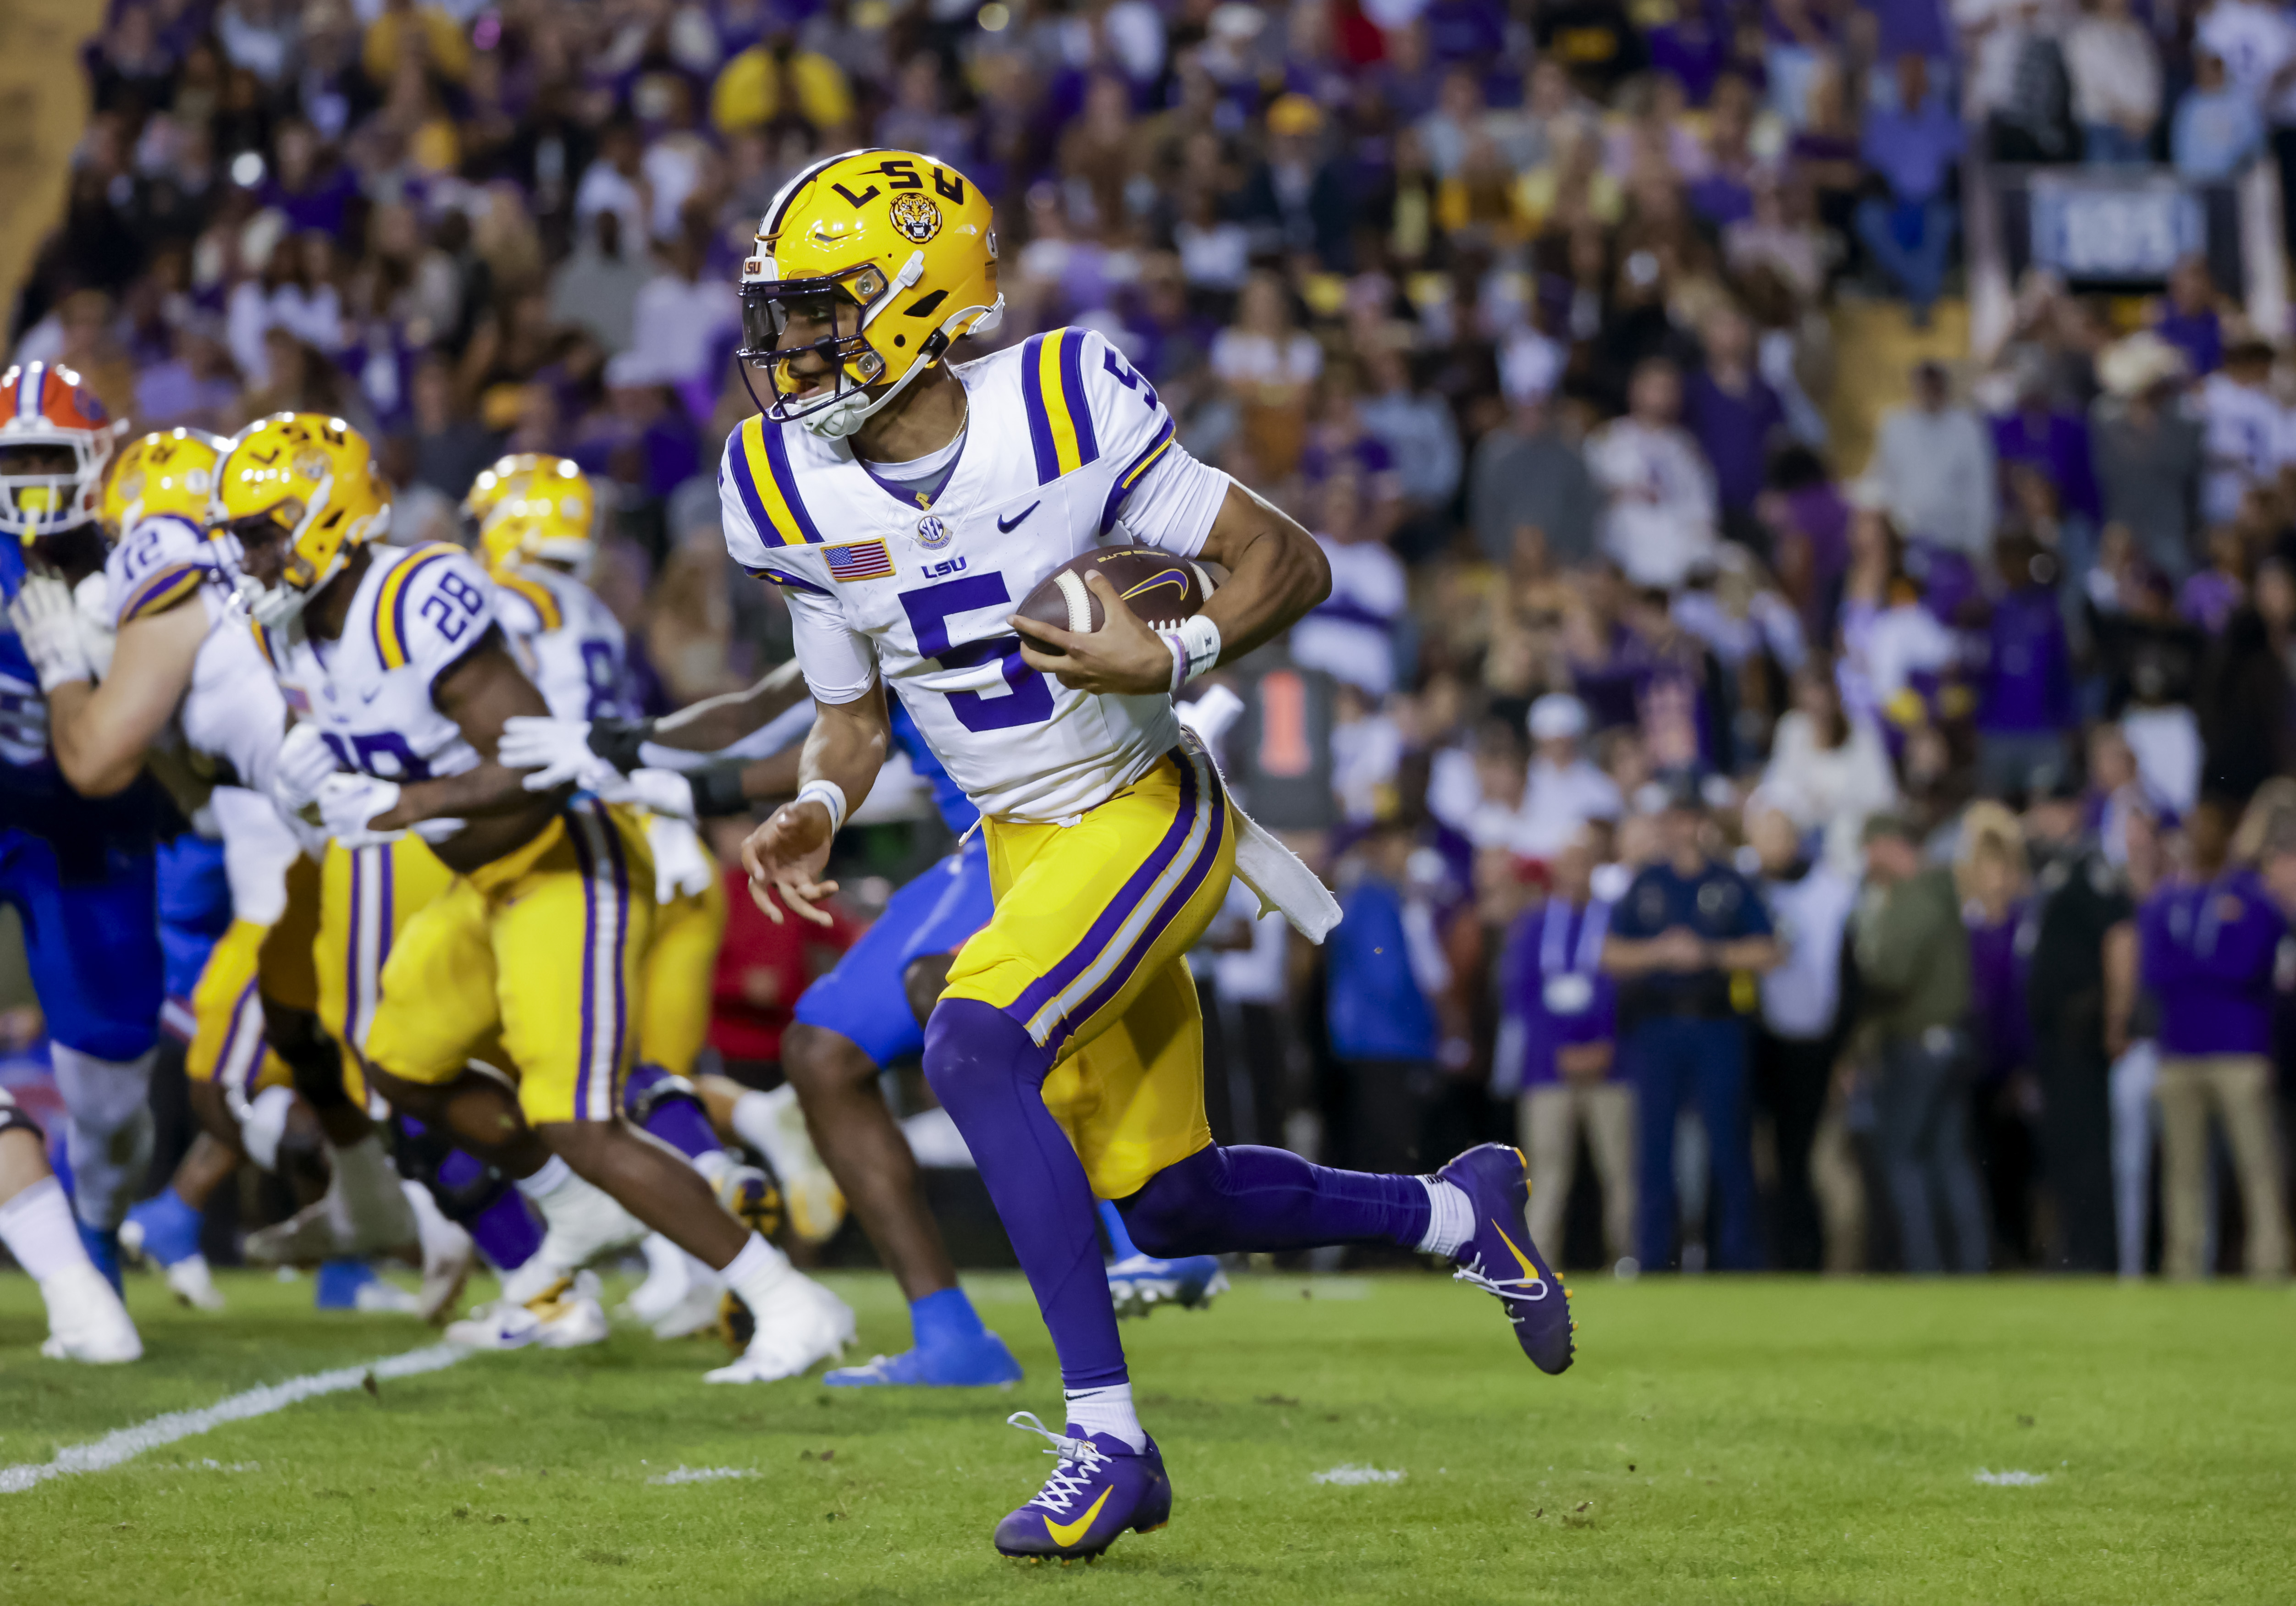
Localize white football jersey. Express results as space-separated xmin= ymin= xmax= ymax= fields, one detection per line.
xmin=490 ymin=561 xmax=639 ymax=723
xmin=257 ymin=542 xmax=492 ymax=787
xmin=105 ymin=512 xmax=304 ymax=916
xmin=718 ymin=326 xmax=1229 ymax=822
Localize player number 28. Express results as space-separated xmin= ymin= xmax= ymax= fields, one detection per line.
xmin=419 ymin=571 xmax=488 ymax=642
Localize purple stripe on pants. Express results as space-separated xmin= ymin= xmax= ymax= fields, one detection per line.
xmin=1042 ymin=759 xmax=1227 ymax=1056
xmin=566 ymin=811 xmax=599 ymax=1121
xmin=1005 ymin=751 xmax=1202 ymax=1029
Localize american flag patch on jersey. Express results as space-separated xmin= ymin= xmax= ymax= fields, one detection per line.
xmin=825 ymin=540 xmax=896 ymax=583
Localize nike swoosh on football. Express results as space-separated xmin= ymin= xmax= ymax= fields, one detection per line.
xmin=997 ymin=501 xmax=1042 ymax=533
xmin=1042 ymin=1486 xmax=1112 ymax=1546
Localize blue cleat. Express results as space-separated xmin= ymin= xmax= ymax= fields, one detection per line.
xmin=822 ymin=1329 xmax=1024 ymax=1387
xmin=993 ymin=1414 xmax=1171 ymax=1563
xmin=1106 ymin=1253 xmax=1228 ymax=1318
xmin=1439 ymin=1143 xmax=1573 ymax=1375
xmin=313 ymin=1259 xmax=421 ymax=1313
xmin=123 ymin=1187 xmax=204 ymax=1268
xmin=77 ymin=1223 xmax=124 ymax=1294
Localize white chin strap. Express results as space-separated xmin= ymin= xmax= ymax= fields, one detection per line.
xmin=796 ymin=277 xmax=1005 ymax=440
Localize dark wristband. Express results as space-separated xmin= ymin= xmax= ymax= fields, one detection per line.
xmin=586 ymin=717 xmax=655 ymax=775
xmin=688 ymin=763 xmax=753 ymax=818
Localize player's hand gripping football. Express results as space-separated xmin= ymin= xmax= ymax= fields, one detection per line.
xmin=740 ymin=799 xmax=840 ymax=928
xmin=1011 ymin=569 xmax=1178 ymax=696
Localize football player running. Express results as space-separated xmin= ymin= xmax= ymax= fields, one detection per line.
xmin=210 ymin=413 xmax=851 ymax=1380
xmin=463 ymin=455 xmax=765 ymax=1340
xmin=728 ymin=153 xmax=1575 ymax=1561
xmin=0 ymin=363 xmax=170 ymax=1304
xmin=27 ymin=426 xmax=468 ymax=1319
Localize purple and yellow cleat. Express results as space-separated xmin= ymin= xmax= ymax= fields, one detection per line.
xmin=993 ymin=1413 xmax=1171 ymax=1563
xmin=1439 ymin=1143 xmax=1574 ymax=1375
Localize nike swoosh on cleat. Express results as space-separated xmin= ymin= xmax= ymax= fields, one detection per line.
xmin=997 ymin=501 xmax=1041 ymax=533
xmin=1492 ymin=1221 xmax=1546 ymax=1289
xmin=1043 ymin=1487 xmax=1113 ymax=1547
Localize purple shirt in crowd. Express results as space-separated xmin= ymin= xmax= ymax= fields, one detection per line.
xmin=1858 ymin=92 xmax=1965 ymax=204
xmin=1991 ymin=407 xmax=2101 ymax=521
xmin=1965 ymin=908 xmax=2033 ymax=1083
xmin=1503 ymin=896 xmax=1619 ymax=1087
xmin=1686 ymin=369 xmax=1787 ymax=512
xmin=2139 ymin=870 xmax=2288 ymax=1056
xmin=1978 ymin=584 xmax=2075 ymax=733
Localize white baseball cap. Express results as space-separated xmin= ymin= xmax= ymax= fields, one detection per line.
xmin=1527 ymin=693 xmax=1589 ymax=742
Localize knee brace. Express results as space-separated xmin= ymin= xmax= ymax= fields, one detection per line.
xmin=389 ymin=1115 xmax=514 ymax=1227
xmin=50 ymin=1043 xmax=160 ymax=1230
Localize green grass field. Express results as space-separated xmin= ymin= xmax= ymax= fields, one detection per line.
xmin=1 ymin=1268 xmax=2290 ymax=1605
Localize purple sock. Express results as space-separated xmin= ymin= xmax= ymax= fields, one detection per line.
xmin=623 ymin=1063 xmax=718 ymax=1162
xmin=467 ymin=1187 xmax=542 ymax=1272
xmin=1115 ymin=1143 xmax=1430 ymax=1256
xmin=923 ymin=999 xmax=1127 ymax=1391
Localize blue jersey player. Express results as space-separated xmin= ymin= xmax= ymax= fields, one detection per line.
xmin=0 ymin=363 xmax=166 ymax=1288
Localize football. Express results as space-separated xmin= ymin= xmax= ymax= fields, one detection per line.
xmin=1012 ymin=546 xmax=1218 ymax=654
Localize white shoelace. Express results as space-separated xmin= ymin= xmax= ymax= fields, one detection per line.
xmin=1007 ymin=1412 xmax=1108 ymax=1512
xmin=1452 ymin=1259 xmax=1551 ymax=1305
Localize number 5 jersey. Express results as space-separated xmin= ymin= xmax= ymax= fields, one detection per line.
xmin=718 ymin=325 xmax=1231 ymax=824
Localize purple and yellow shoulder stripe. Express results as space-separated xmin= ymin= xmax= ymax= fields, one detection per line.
xmin=119 ymin=561 xmax=210 ymax=624
xmin=727 ymin=415 xmax=822 ymax=549
xmin=1021 ymin=328 xmax=1102 ymax=485
xmin=1099 ymin=414 xmax=1177 ymax=534
xmin=373 ymin=542 xmax=465 ymax=670
xmin=493 ymin=572 xmax=563 ymax=632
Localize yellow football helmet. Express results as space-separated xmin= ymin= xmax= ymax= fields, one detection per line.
xmin=101 ymin=428 xmax=225 ymax=537
xmin=463 ymin=451 xmax=571 ymax=531
xmin=477 ymin=459 xmax=597 ymax=578
xmin=209 ymin=412 xmax=391 ymax=629
xmin=737 ymin=149 xmax=1003 ymax=439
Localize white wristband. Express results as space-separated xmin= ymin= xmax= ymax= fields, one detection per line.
xmin=795 ymin=779 xmax=848 ymax=835
xmin=1161 ymin=614 xmax=1222 ymax=694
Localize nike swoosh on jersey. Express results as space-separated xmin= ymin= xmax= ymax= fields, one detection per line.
xmin=1042 ymin=1486 xmax=1112 ymax=1546
xmin=997 ymin=501 xmax=1042 ymax=533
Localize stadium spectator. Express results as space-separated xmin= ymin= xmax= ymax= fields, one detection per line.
xmin=1762 ymin=662 xmax=1899 ymax=873
xmin=1854 ymin=54 xmax=1965 ymax=323
xmin=2140 ymin=799 xmax=2291 ymax=1278
xmin=1872 ymin=362 xmax=1996 ymax=558
xmin=1467 ymin=392 xmax=1598 ymax=570
xmin=1750 ymin=797 xmax=1857 ymax=1272
xmin=1326 ymin=821 xmax=1448 ymax=1175
xmin=1515 ymin=693 xmax=1625 ymax=859
xmin=1587 ymin=356 xmax=1719 ymax=590
xmin=1504 ymin=825 xmax=1635 ymax=1272
xmin=2171 ymin=50 xmax=2265 ymax=180
xmin=1854 ymin=812 xmax=1987 ymax=1274
xmin=2092 ymin=332 xmax=2202 ymax=584
xmin=2021 ymin=770 xmax=2131 ymax=1273
xmin=2066 ymin=0 xmax=2164 ymax=165
xmin=1602 ymin=775 xmax=1779 ymax=1271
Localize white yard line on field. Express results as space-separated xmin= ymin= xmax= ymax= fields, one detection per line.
xmin=0 ymin=1341 xmax=471 ymax=1494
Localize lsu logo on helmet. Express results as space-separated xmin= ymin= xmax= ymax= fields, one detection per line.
xmin=209 ymin=412 xmax=391 ymax=629
xmin=735 ymin=149 xmax=1003 ymax=440
xmin=102 ymin=428 xmax=226 ymax=536
xmin=0 ymin=362 xmax=121 ymax=542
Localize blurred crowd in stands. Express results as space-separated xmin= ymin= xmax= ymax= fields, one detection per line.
xmin=14 ymin=0 xmax=2296 ymax=1277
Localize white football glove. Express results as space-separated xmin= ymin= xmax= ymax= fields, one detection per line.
xmin=498 ymin=715 xmax=618 ymax=792
xmin=6 ymin=573 xmax=95 ymax=692
xmin=273 ymin=722 xmax=342 ymax=814
xmin=73 ymin=572 xmax=117 ymax=682
xmin=644 ymin=812 xmax=717 ymax=904
xmin=314 ymin=773 xmax=405 ymax=849
xmin=601 ymin=766 xmax=699 ymax=823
